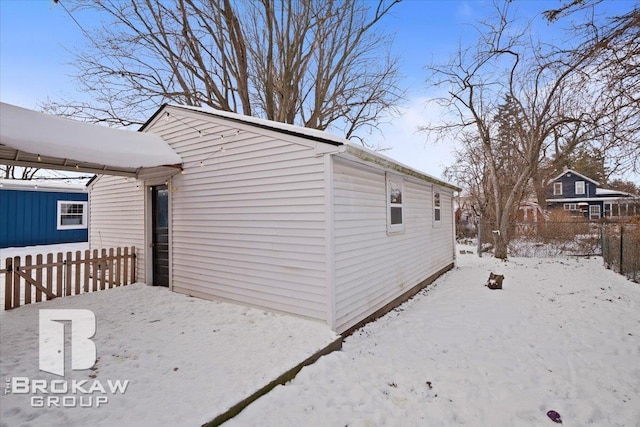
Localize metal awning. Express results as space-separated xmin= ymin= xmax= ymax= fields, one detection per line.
xmin=0 ymin=103 xmax=182 ymax=177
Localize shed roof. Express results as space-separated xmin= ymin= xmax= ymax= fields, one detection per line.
xmin=147 ymin=104 xmax=460 ymax=191
xmin=0 ymin=102 xmax=182 ymax=177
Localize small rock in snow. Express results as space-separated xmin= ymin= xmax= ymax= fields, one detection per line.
xmin=546 ymin=410 xmax=562 ymax=423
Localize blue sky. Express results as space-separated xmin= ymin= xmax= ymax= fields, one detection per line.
xmin=1 ymin=0 xmax=637 ymax=183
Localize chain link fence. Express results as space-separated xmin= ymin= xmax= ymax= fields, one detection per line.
xmin=476 ymin=220 xmax=602 ymax=258
xmin=602 ymin=223 xmax=640 ymax=283
xmin=470 ymin=219 xmax=639 ymax=283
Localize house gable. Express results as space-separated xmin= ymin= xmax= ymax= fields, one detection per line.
xmin=142 ymin=104 xmax=460 ymax=192
xmin=547 ymin=169 xmax=599 ymax=199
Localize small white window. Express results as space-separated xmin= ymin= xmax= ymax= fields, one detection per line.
xmin=433 ymin=189 xmax=441 ymax=224
xmin=553 ymin=182 xmax=563 ymax=196
xmin=575 ymin=181 xmax=585 ymax=195
xmin=386 ymin=173 xmax=404 ymax=233
xmin=563 ymin=203 xmax=570 ymax=210
xmin=589 ymin=204 xmax=601 ymax=220
xmin=57 ymin=201 xmax=88 ymax=230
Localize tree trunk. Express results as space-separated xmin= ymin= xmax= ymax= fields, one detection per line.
xmin=493 ymin=223 xmax=509 ymax=259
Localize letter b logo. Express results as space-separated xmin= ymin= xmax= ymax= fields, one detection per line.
xmin=39 ymin=309 xmax=97 ymax=377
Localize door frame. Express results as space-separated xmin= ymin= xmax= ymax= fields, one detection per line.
xmin=144 ymin=178 xmax=172 ymax=290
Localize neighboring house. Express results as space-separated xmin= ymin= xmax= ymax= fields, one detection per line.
xmin=517 ymin=200 xmax=547 ymax=223
xmin=455 ymin=195 xmax=478 ymax=238
xmin=546 ymin=169 xmax=639 ymax=219
xmin=89 ymin=104 xmax=459 ymax=334
xmin=0 ymin=179 xmax=88 ymax=248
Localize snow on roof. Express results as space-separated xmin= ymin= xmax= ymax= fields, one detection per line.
xmin=0 ymin=178 xmax=87 ymax=192
xmin=0 ymin=103 xmax=182 ymax=170
xmin=165 ymin=104 xmax=349 ymax=147
xmin=160 ymin=104 xmax=460 ymax=191
xmin=595 ymin=188 xmax=634 ymax=197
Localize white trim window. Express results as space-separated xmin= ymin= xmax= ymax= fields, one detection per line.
xmin=386 ymin=173 xmax=404 ymax=233
xmin=433 ymin=188 xmax=441 ymax=225
xmin=57 ymin=201 xmax=88 ymax=230
xmin=575 ymin=181 xmax=585 ymax=195
xmin=589 ymin=204 xmax=601 ymax=220
xmin=553 ymin=182 xmax=563 ymax=195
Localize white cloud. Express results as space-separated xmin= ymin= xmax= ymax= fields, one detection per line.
xmin=364 ymin=96 xmax=458 ymax=181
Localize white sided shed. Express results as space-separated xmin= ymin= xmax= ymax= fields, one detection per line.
xmin=89 ymin=105 xmax=459 ymax=333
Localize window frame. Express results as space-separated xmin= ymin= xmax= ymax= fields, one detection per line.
xmin=433 ymin=187 xmax=441 ymax=226
xmin=553 ymin=182 xmax=563 ymax=196
xmin=589 ymin=204 xmax=601 ymax=220
xmin=57 ymin=201 xmax=88 ymax=230
xmin=575 ymin=181 xmax=586 ymax=195
xmin=386 ymin=173 xmax=404 ymax=234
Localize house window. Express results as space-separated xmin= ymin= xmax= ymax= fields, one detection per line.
xmin=386 ymin=173 xmax=404 ymax=233
xmin=563 ymin=203 xmax=577 ymax=211
xmin=589 ymin=204 xmax=601 ymax=220
xmin=434 ymin=189 xmax=441 ymax=223
xmin=57 ymin=201 xmax=88 ymax=230
xmin=575 ymin=181 xmax=585 ymax=195
xmin=553 ymin=183 xmax=563 ymax=195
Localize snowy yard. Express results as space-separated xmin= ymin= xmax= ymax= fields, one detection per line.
xmin=2 ymin=244 xmax=639 ymax=426
xmin=228 ymin=246 xmax=640 ymax=426
xmin=0 ymin=280 xmax=338 ymax=426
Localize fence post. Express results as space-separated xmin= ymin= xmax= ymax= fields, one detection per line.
xmin=13 ymin=256 xmax=20 ymax=308
xmin=619 ymin=225 xmax=624 ymax=275
xmin=477 ymin=218 xmax=482 ymax=258
xmin=65 ymin=252 xmax=73 ymax=296
xmin=75 ymin=251 xmax=81 ymax=295
xmin=35 ymin=254 xmax=43 ymax=302
xmin=131 ymin=246 xmax=136 ymax=284
xmin=25 ymin=255 xmax=32 ymax=305
xmin=5 ymin=258 xmax=12 ymax=310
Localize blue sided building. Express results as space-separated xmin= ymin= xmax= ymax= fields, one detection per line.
xmin=0 ymin=179 xmax=88 ymax=248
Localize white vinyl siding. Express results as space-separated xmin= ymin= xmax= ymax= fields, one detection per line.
xmin=145 ymin=108 xmax=328 ymax=321
xmin=332 ymin=157 xmax=454 ymax=333
xmin=89 ymin=175 xmax=145 ymax=282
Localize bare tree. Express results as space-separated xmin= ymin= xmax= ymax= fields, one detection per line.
xmin=1 ymin=165 xmax=40 ymax=180
xmin=425 ymin=2 xmax=638 ymax=259
xmin=46 ymin=0 xmax=402 ymax=145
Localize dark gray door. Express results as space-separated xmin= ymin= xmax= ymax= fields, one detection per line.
xmin=152 ymin=185 xmax=169 ymax=287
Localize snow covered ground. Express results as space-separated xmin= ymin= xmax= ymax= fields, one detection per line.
xmin=228 ymin=246 xmax=640 ymax=427
xmin=2 ymin=243 xmax=639 ymax=426
xmin=0 ymin=282 xmax=338 ymax=426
